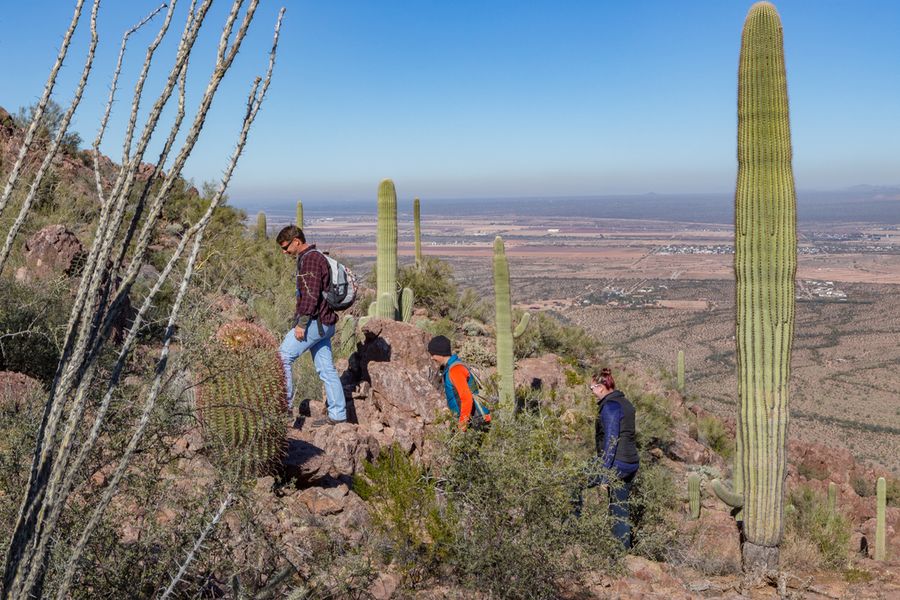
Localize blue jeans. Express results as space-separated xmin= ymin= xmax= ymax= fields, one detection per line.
xmin=279 ymin=320 xmax=346 ymax=421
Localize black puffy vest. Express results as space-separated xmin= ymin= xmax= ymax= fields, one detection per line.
xmin=595 ymin=390 xmax=640 ymax=465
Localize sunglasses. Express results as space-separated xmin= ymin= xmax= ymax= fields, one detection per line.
xmin=280 ymin=239 xmax=294 ymax=252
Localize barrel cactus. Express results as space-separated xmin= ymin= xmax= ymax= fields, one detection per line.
xmin=376 ymin=179 xmax=398 ymax=319
xmin=875 ymin=477 xmax=886 ymax=560
xmin=195 ymin=321 xmax=287 ymax=477
xmin=255 ymin=211 xmax=267 ymax=241
xmin=413 ymin=197 xmax=423 ymax=269
xmin=733 ymin=1 xmax=797 ymax=571
xmin=296 ymin=199 xmax=304 ymax=228
xmin=689 ymin=473 xmax=701 ymax=520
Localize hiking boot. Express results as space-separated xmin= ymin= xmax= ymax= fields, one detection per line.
xmin=309 ymin=416 xmax=346 ymax=427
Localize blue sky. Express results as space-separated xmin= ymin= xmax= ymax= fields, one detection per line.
xmin=1 ymin=1 xmax=898 ymax=208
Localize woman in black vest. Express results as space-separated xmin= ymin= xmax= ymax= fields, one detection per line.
xmin=590 ymin=367 xmax=640 ymax=549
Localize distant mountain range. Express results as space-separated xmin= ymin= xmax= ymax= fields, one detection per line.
xmin=240 ymin=186 xmax=900 ymax=225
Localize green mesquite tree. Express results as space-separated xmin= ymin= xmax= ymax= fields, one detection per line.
xmin=733 ymin=1 xmax=797 ymax=572
xmin=413 ymin=197 xmax=423 ymax=268
xmin=296 ymin=199 xmax=304 ymax=229
xmin=196 ymin=321 xmax=287 ymax=477
xmin=376 ymin=179 xmax=398 ymax=319
xmin=256 ymin=211 xmax=267 ymax=241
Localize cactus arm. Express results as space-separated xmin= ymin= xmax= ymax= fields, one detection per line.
xmin=513 ymin=312 xmax=530 ymax=339
xmin=711 ymin=478 xmax=744 ymax=509
xmin=375 ymin=179 xmax=398 ymax=319
xmin=296 ymin=199 xmax=304 ymax=228
xmin=368 ymin=301 xmax=377 ymax=318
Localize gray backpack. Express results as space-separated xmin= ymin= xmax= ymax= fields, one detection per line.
xmin=299 ymin=250 xmax=358 ymax=311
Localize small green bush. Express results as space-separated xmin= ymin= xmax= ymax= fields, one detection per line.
xmin=514 ymin=311 xmax=598 ymax=362
xmin=785 ymin=486 xmax=851 ymax=570
xmin=696 ymin=415 xmax=733 ymax=461
xmin=397 ymin=258 xmax=458 ymax=317
xmin=352 ymin=445 xmax=455 ymax=580
xmin=435 ymin=413 xmax=620 ymax=599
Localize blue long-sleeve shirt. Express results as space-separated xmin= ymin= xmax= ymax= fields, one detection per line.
xmin=589 ymin=391 xmax=639 ymax=486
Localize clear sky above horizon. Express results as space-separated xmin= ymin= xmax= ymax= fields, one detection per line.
xmin=1 ymin=1 xmax=898 ymax=208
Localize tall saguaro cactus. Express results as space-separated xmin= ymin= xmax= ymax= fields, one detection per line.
xmin=689 ymin=473 xmax=701 ymax=520
xmin=494 ymin=236 xmax=515 ymax=409
xmin=875 ymin=477 xmax=886 ymax=561
xmin=734 ymin=1 xmax=797 ymax=572
xmin=677 ymin=349 xmax=685 ymax=392
xmin=376 ymin=179 xmax=398 ymax=319
xmin=256 ymin=211 xmax=268 ymax=240
xmin=413 ymin=197 xmax=423 ymax=268
xmin=296 ymin=199 xmax=304 ymax=229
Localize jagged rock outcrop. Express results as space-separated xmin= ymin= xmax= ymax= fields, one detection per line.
xmin=283 ymin=318 xmax=443 ymax=487
xmin=0 ymin=371 xmax=42 ymax=410
xmin=15 ymin=224 xmax=85 ymax=282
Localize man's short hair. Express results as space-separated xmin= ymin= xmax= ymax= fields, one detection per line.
xmin=276 ymin=225 xmax=305 ymax=245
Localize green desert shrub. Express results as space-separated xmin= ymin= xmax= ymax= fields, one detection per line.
xmin=353 ymin=445 xmax=456 ymax=581
xmin=0 ymin=278 xmax=70 ymax=384
xmin=436 ymin=413 xmax=619 ymax=599
xmin=513 ymin=311 xmax=598 ymax=362
xmin=696 ymin=414 xmax=733 ymax=461
xmin=397 ymin=257 xmax=458 ymax=317
xmin=784 ymin=486 xmax=851 ymax=570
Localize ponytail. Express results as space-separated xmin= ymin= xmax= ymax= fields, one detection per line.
xmin=593 ymin=367 xmax=615 ymax=390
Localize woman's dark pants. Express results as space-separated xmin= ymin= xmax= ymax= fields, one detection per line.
xmin=608 ymin=470 xmax=637 ymax=549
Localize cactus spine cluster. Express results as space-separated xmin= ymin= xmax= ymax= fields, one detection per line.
xmin=195 ymin=321 xmax=287 ymax=477
xmin=689 ymin=473 xmax=701 ymax=520
xmin=677 ymin=350 xmax=685 ymax=392
xmin=376 ymin=179 xmax=398 ymax=319
xmin=734 ymin=1 xmax=797 ymax=571
xmin=296 ymin=199 xmax=304 ymax=229
xmin=256 ymin=211 xmax=267 ymax=240
xmin=413 ymin=197 xmax=423 ymax=269
xmin=875 ymin=476 xmax=886 ymax=561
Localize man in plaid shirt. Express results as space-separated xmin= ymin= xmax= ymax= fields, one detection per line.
xmin=276 ymin=225 xmax=346 ymax=426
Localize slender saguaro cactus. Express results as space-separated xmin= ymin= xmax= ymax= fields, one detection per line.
xmin=689 ymin=473 xmax=701 ymax=520
xmin=875 ymin=477 xmax=886 ymax=561
xmin=677 ymin=350 xmax=685 ymax=392
xmin=296 ymin=199 xmax=304 ymax=228
xmin=413 ymin=197 xmax=423 ymax=268
xmin=827 ymin=481 xmax=837 ymax=512
xmin=734 ymin=1 xmax=797 ymax=572
xmin=401 ymin=287 xmax=414 ymax=322
xmin=494 ymin=236 xmax=515 ymax=409
xmin=256 ymin=211 xmax=267 ymax=240
xmin=376 ymin=179 xmax=398 ymax=319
